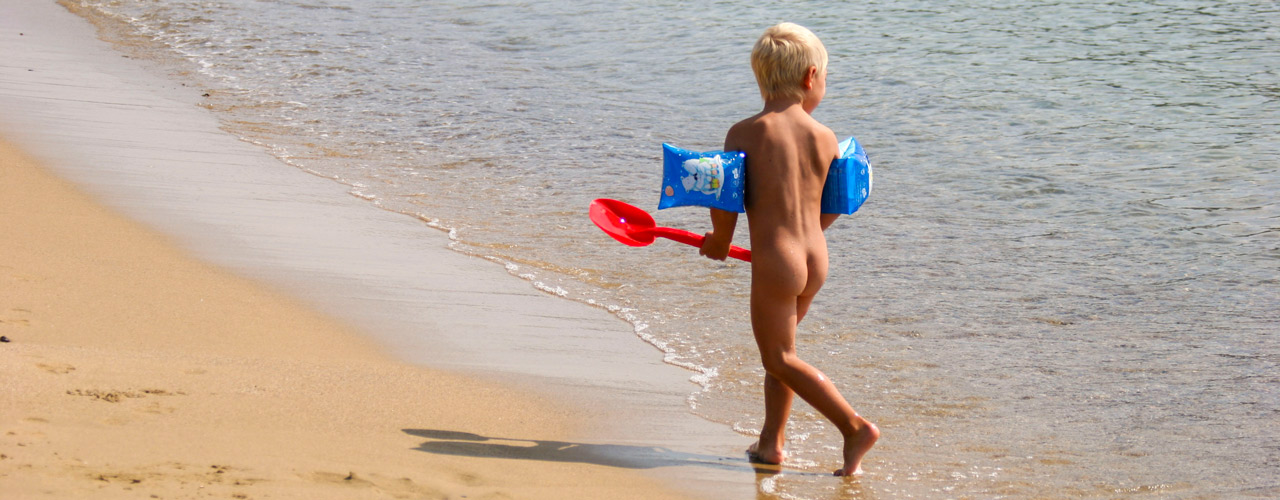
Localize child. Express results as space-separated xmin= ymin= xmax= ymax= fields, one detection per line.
xmin=699 ymin=22 xmax=879 ymax=476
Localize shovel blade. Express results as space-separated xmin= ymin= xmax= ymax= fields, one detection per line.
xmin=589 ymin=199 xmax=656 ymax=246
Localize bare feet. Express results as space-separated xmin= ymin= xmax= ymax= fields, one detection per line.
xmin=747 ymin=440 xmax=785 ymax=465
xmin=833 ymin=416 xmax=879 ymax=477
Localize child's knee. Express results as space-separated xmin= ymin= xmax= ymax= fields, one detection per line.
xmin=760 ymin=350 xmax=798 ymax=376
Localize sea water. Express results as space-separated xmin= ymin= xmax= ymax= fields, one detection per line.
xmin=69 ymin=0 xmax=1278 ymax=497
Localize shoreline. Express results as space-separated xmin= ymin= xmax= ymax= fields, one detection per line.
xmin=1 ymin=1 xmax=756 ymax=498
xmin=0 ymin=138 xmax=695 ymax=498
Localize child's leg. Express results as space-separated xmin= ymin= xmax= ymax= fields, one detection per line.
xmin=749 ymin=372 xmax=793 ymax=464
xmin=750 ymin=293 xmax=816 ymax=464
xmin=751 ymin=284 xmax=878 ymax=476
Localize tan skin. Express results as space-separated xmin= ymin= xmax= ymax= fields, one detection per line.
xmin=699 ymin=66 xmax=879 ymax=476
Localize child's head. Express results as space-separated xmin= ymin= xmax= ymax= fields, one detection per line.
xmin=751 ymin=22 xmax=828 ymax=102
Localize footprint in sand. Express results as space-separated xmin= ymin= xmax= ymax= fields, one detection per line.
xmin=67 ymin=389 xmax=140 ymax=403
xmin=0 ymin=308 xmax=32 ymax=326
xmin=142 ymin=402 xmax=177 ymax=415
xmin=37 ymin=363 xmax=75 ymax=375
xmin=311 ymin=471 xmax=376 ymax=487
xmin=308 ymin=471 xmax=442 ymax=497
xmin=65 ymin=388 xmax=187 ymax=402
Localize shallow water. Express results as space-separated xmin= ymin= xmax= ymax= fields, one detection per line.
xmin=73 ymin=0 xmax=1278 ymax=497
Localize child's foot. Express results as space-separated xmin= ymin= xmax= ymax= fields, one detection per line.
xmin=747 ymin=440 xmax=785 ymax=465
xmin=834 ymin=417 xmax=879 ymax=477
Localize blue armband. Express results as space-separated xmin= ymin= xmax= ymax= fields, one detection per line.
xmin=821 ymin=136 xmax=873 ymax=214
xmin=657 ymin=143 xmax=746 ymax=213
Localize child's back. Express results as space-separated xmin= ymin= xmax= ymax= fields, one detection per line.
xmin=729 ymin=104 xmax=838 ymax=296
xmin=700 ymin=22 xmax=878 ymax=477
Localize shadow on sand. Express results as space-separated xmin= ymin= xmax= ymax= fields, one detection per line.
xmin=404 ymin=429 xmax=868 ymax=498
xmin=403 ymin=428 xmax=747 ymax=471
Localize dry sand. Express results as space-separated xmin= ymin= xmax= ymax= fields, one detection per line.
xmin=0 ymin=138 xmax=701 ymax=499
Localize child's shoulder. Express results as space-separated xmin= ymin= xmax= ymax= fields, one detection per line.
xmin=725 ymin=108 xmax=836 ymax=151
xmin=812 ymin=120 xmax=838 ymax=147
xmin=728 ymin=111 xmax=768 ymax=133
xmin=724 ymin=112 xmax=766 ymax=149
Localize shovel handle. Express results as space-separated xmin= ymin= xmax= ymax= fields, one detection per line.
xmin=653 ymin=227 xmax=752 ymax=262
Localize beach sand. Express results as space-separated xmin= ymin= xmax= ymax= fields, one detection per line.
xmin=0 ymin=1 xmax=758 ymax=498
xmin=0 ymin=139 xmax=701 ymax=499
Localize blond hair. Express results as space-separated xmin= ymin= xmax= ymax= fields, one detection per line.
xmin=751 ymin=22 xmax=828 ymax=102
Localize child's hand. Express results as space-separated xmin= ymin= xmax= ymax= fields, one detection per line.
xmin=700 ymin=231 xmax=732 ymax=261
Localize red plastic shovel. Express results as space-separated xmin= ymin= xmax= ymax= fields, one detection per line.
xmin=589 ymin=198 xmax=752 ymax=262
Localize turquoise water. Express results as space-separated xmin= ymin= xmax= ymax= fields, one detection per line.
xmin=74 ymin=0 xmax=1278 ymax=497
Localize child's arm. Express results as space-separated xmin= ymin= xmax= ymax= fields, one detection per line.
xmin=700 ymin=208 xmax=738 ymax=261
xmin=821 ymin=213 xmax=840 ymax=231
